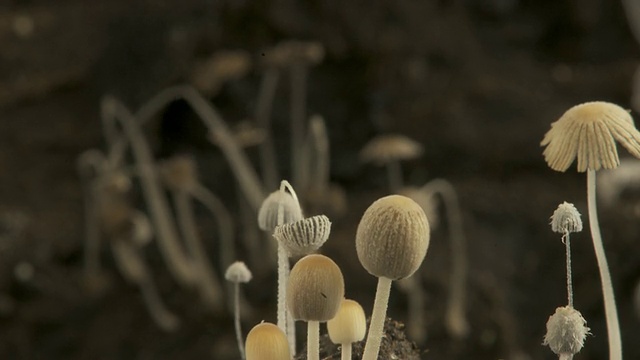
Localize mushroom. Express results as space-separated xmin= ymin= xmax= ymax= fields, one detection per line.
xmin=190 ymin=50 xmax=252 ymax=96
xmin=541 ymin=101 xmax=640 ymax=360
xmin=543 ymin=306 xmax=590 ymax=360
xmin=225 ymin=261 xmax=253 ymax=360
xmin=550 ymin=202 xmax=583 ymax=308
xmin=327 ymin=299 xmax=367 ymax=360
xmin=360 ymin=134 xmax=424 ymax=191
xmin=287 ymin=254 xmax=345 ymax=360
xmin=356 ymin=195 xmax=430 ymax=360
xmin=245 ymin=322 xmax=291 ymax=360
xmin=273 ymin=215 xmax=331 ymax=257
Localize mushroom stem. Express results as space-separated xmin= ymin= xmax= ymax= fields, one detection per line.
xmin=307 ymin=320 xmax=320 ymax=360
xmin=276 ymin=243 xmax=290 ymax=333
xmin=564 ymin=231 xmax=573 ymax=307
xmin=233 ymin=282 xmax=246 ymax=360
xmin=341 ymin=343 xmax=352 ymax=360
xmin=587 ymin=169 xmax=622 ymax=360
xmin=256 ymin=68 xmax=280 ymax=190
xmin=362 ymin=276 xmax=393 ymax=360
xmin=386 ymin=160 xmax=403 ymax=191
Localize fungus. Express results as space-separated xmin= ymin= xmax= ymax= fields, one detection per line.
xmin=225 ymin=261 xmax=253 ymax=360
xmin=327 ymin=299 xmax=367 ymax=360
xmin=356 ymin=195 xmax=430 ymax=360
xmin=190 ymin=50 xmax=252 ymax=96
xmin=287 ymin=254 xmax=345 ymax=360
xmin=541 ymin=101 xmax=640 ymax=360
xmin=245 ymin=322 xmax=291 ymax=360
xmin=273 ymin=215 xmax=331 ymax=257
xmin=543 ymin=306 xmax=590 ymax=360
xmin=360 ymin=134 xmax=424 ymax=191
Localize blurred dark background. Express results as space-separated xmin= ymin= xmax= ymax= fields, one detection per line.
xmin=0 ymin=0 xmax=639 ymax=359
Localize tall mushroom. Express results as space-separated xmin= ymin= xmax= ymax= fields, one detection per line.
xmin=360 ymin=134 xmax=424 ymax=191
xmin=356 ymin=195 xmax=430 ymax=360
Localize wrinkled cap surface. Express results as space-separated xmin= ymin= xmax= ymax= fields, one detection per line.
xmin=543 ymin=306 xmax=590 ymax=356
xmin=273 ymin=215 xmax=331 ymax=257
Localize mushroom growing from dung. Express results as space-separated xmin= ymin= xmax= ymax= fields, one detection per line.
xmin=287 ymin=254 xmax=345 ymax=360
xmin=360 ymin=134 xmax=424 ymax=191
xmin=356 ymin=195 xmax=430 ymax=360
xmin=327 ymin=299 xmax=367 ymax=360
xmin=541 ymin=101 xmax=640 ymax=360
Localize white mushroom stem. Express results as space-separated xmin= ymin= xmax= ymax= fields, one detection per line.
xmin=587 ymin=169 xmax=622 ymax=360
xmin=362 ymin=277 xmax=393 ymax=360
xmin=173 ymin=189 xmax=224 ymax=312
xmin=564 ymin=230 xmax=574 ymax=307
xmin=421 ymin=179 xmax=469 ymax=338
xmin=307 ymin=320 xmax=320 ymax=360
xmin=256 ymin=68 xmax=280 ymax=190
xmin=101 ymin=98 xmax=197 ymax=287
xmin=232 ymin=282 xmax=246 ymax=360
xmin=341 ymin=343 xmax=352 ymax=360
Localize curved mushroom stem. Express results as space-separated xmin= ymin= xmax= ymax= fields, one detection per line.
xmin=307 ymin=320 xmax=320 ymax=360
xmin=362 ymin=276 xmax=393 ymax=360
xmin=587 ymin=169 xmax=622 ymax=360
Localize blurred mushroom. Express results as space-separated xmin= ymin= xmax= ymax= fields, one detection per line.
xmin=360 ymin=134 xmax=424 ymax=191
xmin=190 ymin=50 xmax=252 ymax=96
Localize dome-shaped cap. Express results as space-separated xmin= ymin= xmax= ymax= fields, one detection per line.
xmin=245 ymin=322 xmax=290 ymax=360
xmin=273 ymin=215 xmax=331 ymax=257
xmin=356 ymin=195 xmax=430 ymax=280
xmin=327 ymin=299 xmax=367 ymax=344
xmin=258 ymin=190 xmax=303 ymax=232
xmin=360 ymin=134 xmax=424 ymax=165
xmin=225 ymin=261 xmax=252 ymax=283
xmin=543 ymin=306 xmax=590 ymax=357
xmin=550 ymin=202 xmax=583 ymax=234
xmin=287 ymin=254 xmax=344 ymax=321
xmin=541 ymin=101 xmax=640 ymax=172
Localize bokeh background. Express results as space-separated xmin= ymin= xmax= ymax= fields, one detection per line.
xmin=1 ymin=0 xmax=639 ymax=359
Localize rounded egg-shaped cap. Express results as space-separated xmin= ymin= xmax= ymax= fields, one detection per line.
xmin=273 ymin=215 xmax=331 ymax=257
xmin=543 ymin=306 xmax=590 ymax=357
xmin=327 ymin=299 xmax=367 ymax=345
xmin=356 ymin=194 xmax=430 ymax=280
xmin=287 ymin=254 xmax=344 ymax=322
xmin=245 ymin=322 xmax=290 ymax=360
xmin=258 ymin=190 xmax=303 ymax=232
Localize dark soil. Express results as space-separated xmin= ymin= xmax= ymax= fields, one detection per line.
xmin=1 ymin=1 xmax=640 ymax=359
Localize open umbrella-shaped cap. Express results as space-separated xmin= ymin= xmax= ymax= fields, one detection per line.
xmin=360 ymin=134 xmax=424 ymax=166
xmin=273 ymin=215 xmax=331 ymax=257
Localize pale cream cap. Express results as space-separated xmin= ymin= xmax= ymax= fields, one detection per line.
xmin=245 ymin=322 xmax=291 ymax=360
xmin=327 ymin=299 xmax=367 ymax=344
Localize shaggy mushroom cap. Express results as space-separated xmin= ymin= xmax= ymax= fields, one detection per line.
xmin=245 ymin=322 xmax=291 ymax=360
xmin=273 ymin=215 xmax=331 ymax=257
xmin=543 ymin=306 xmax=590 ymax=357
xmin=356 ymin=195 xmax=430 ymax=280
xmin=541 ymin=101 xmax=640 ymax=172
xmin=327 ymin=299 xmax=367 ymax=344
xmin=257 ymin=190 xmax=303 ymax=232
xmin=359 ymin=134 xmax=424 ymax=166
xmin=225 ymin=261 xmax=252 ymax=283
xmin=287 ymin=254 xmax=345 ymax=321
xmin=550 ymin=202 xmax=583 ymax=234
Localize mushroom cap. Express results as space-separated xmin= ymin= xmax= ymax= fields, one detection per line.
xmin=258 ymin=190 xmax=303 ymax=232
xmin=541 ymin=101 xmax=640 ymax=172
xmin=359 ymin=134 xmax=424 ymax=165
xmin=273 ymin=215 xmax=331 ymax=257
xmin=287 ymin=254 xmax=345 ymax=322
xmin=550 ymin=202 xmax=583 ymax=234
xmin=398 ymin=186 xmax=440 ymax=230
xmin=225 ymin=261 xmax=252 ymax=283
xmin=543 ymin=306 xmax=590 ymax=357
xmin=356 ymin=195 xmax=430 ymax=280
xmin=327 ymin=299 xmax=367 ymax=344
xmin=245 ymin=322 xmax=291 ymax=360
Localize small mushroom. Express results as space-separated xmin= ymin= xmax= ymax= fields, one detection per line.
xmin=225 ymin=262 xmax=253 ymax=360
xmin=327 ymin=299 xmax=367 ymax=360
xmin=245 ymin=322 xmax=290 ymax=360
xmin=360 ymin=134 xmax=424 ymax=191
xmin=543 ymin=306 xmax=590 ymax=360
xmin=287 ymin=254 xmax=345 ymax=360
xmin=273 ymin=215 xmax=331 ymax=257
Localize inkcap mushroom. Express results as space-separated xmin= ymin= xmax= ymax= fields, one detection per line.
xmin=245 ymin=322 xmax=291 ymax=360
xmin=327 ymin=299 xmax=367 ymax=360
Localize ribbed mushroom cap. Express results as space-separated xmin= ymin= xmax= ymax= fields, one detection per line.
xmin=225 ymin=261 xmax=252 ymax=283
xmin=273 ymin=215 xmax=331 ymax=257
xmin=399 ymin=186 xmax=440 ymax=229
xmin=541 ymin=101 xmax=640 ymax=172
xmin=158 ymin=155 xmax=198 ymax=191
xmin=245 ymin=322 xmax=291 ymax=360
xmin=287 ymin=254 xmax=345 ymax=321
xmin=543 ymin=306 xmax=590 ymax=357
xmin=359 ymin=134 xmax=424 ymax=166
xmin=550 ymin=202 xmax=583 ymax=234
xmin=356 ymin=195 xmax=430 ymax=280
xmin=327 ymin=299 xmax=367 ymax=344
xmin=258 ymin=190 xmax=303 ymax=232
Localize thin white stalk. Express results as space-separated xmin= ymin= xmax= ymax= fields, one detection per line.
xmin=565 ymin=231 xmax=574 ymax=307
xmin=173 ymin=190 xmax=224 ymax=312
xmin=132 ymin=86 xmax=266 ymax=211
xmin=362 ymin=277 xmax=393 ymax=360
xmin=290 ymin=63 xmax=308 ymax=189
xmin=278 ymin=179 xmax=298 ymax=355
xmin=101 ymin=98 xmax=197 ymax=286
xmin=421 ymin=179 xmax=469 ymax=338
xmin=256 ymin=68 xmax=280 ymax=190
xmin=341 ymin=343 xmax=352 ymax=360
xmin=587 ymin=169 xmax=622 ymax=360
xmin=307 ymin=320 xmax=320 ymax=360
xmin=233 ymin=283 xmax=246 ymax=360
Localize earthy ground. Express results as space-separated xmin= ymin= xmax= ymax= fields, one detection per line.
xmin=1 ymin=0 xmax=640 ymax=359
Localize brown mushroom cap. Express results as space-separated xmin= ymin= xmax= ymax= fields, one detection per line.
xmin=356 ymin=195 xmax=430 ymax=280
xmin=245 ymin=322 xmax=291 ymax=360
xmin=287 ymin=254 xmax=345 ymax=321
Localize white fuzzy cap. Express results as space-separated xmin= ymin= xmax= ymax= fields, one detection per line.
xmin=543 ymin=306 xmax=590 ymax=357
xmin=258 ymin=190 xmax=303 ymax=232
xmin=550 ymin=202 xmax=583 ymax=234
xmin=225 ymin=261 xmax=252 ymax=283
